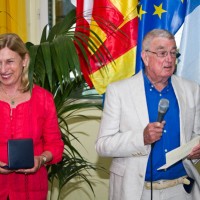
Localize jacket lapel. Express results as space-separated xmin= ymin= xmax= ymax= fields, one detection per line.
xmin=129 ymin=71 xmax=149 ymax=128
xmin=172 ymin=75 xmax=186 ymax=144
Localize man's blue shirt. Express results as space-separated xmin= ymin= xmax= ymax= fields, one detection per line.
xmin=143 ymin=72 xmax=187 ymax=181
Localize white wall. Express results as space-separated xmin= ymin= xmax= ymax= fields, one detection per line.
xmin=47 ymin=108 xmax=110 ymax=200
xmin=62 ymin=109 xmax=110 ymax=200
xmin=26 ymin=0 xmax=48 ymax=44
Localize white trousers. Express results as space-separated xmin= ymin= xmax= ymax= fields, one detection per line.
xmin=141 ymin=184 xmax=192 ymax=200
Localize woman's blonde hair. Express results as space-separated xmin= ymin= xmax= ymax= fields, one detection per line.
xmin=0 ymin=33 xmax=30 ymax=92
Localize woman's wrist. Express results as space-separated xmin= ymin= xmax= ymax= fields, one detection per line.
xmin=39 ymin=151 xmax=53 ymax=165
xmin=40 ymin=154 xmax=47 ymax=165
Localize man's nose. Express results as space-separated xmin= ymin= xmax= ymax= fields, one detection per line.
xmin=165 ymin=52 xmax=173 ymax=61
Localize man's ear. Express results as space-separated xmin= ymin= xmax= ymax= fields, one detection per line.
xmin=141 ymin=50 xmax=148 ymax=66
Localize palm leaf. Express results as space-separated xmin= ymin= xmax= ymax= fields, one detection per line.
xmin=25 ymin=6 xmax=116 ymax=200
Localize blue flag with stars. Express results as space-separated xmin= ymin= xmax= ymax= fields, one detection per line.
xmin=136 ymin=0 xmax=187 ymax=73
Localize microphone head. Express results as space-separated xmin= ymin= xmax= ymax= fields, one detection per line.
xmin=158 ymin=98 xmax=169 ymax=114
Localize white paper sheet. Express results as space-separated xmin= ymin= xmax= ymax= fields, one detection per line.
xmin=157 ymin=136 xmax=200 ymax=170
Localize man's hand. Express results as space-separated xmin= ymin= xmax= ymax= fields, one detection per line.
xmin=188 ymin=144 xmax=200 ymax=159
xmin=144 ymin=121 xmax=165 ymax=145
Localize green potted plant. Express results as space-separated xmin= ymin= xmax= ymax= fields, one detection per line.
xmin=26 ymin=8 xmax=110 ymax=200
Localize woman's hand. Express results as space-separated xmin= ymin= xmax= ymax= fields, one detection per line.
xmin=0 ymin=161 xmax=13 ymax=174
xmin=15 ymin=151 xmax=52 ymax=174
xmin=15 ymin=155 xmax=45 ymax=174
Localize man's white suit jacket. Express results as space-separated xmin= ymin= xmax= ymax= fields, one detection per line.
xmin=96 ymin=71 xmax=200 ymax=200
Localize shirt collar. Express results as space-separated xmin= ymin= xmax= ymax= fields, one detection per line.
xmin=142 ymin=70 xmax=172 ymax=93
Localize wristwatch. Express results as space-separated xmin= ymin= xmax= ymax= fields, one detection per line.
xmin=40 ymin=154 xmax=47 ymax=165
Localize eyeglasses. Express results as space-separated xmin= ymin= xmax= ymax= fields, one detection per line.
xmin=146 ymin=50 xmax=181 ymax=58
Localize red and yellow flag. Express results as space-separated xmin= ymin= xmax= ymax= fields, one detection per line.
xmin=76 ymin=0 xmax=138 ymax=94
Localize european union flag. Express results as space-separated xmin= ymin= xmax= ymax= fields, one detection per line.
xmin=136 ymin=0 xmax=187 ymax=73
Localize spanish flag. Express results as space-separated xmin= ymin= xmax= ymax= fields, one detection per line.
xmin=76 ymin=0 xmax=138 ymax=94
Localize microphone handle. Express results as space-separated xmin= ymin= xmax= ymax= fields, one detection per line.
xmin=157 ymin=112 xmax=164 ymax=122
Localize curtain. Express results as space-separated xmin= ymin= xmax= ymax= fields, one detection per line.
xmin=0 ymin=0 xmax=27 ymax=41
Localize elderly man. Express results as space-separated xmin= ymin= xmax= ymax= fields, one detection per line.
xmin=96 ymin=29 xmax=200 ymax=200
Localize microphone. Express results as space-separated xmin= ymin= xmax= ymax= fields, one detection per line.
xmin=151 ymin=98 xmax=169 ymax=199
xmin=157 ymin=98 xmax=169 ymax=122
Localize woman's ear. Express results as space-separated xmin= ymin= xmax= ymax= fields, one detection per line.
xmin=22 ymin=53 xmax=30 ymax=67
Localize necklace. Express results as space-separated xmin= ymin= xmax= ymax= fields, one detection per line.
xmin=0 ymin=86 xmax=20 ymax=105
